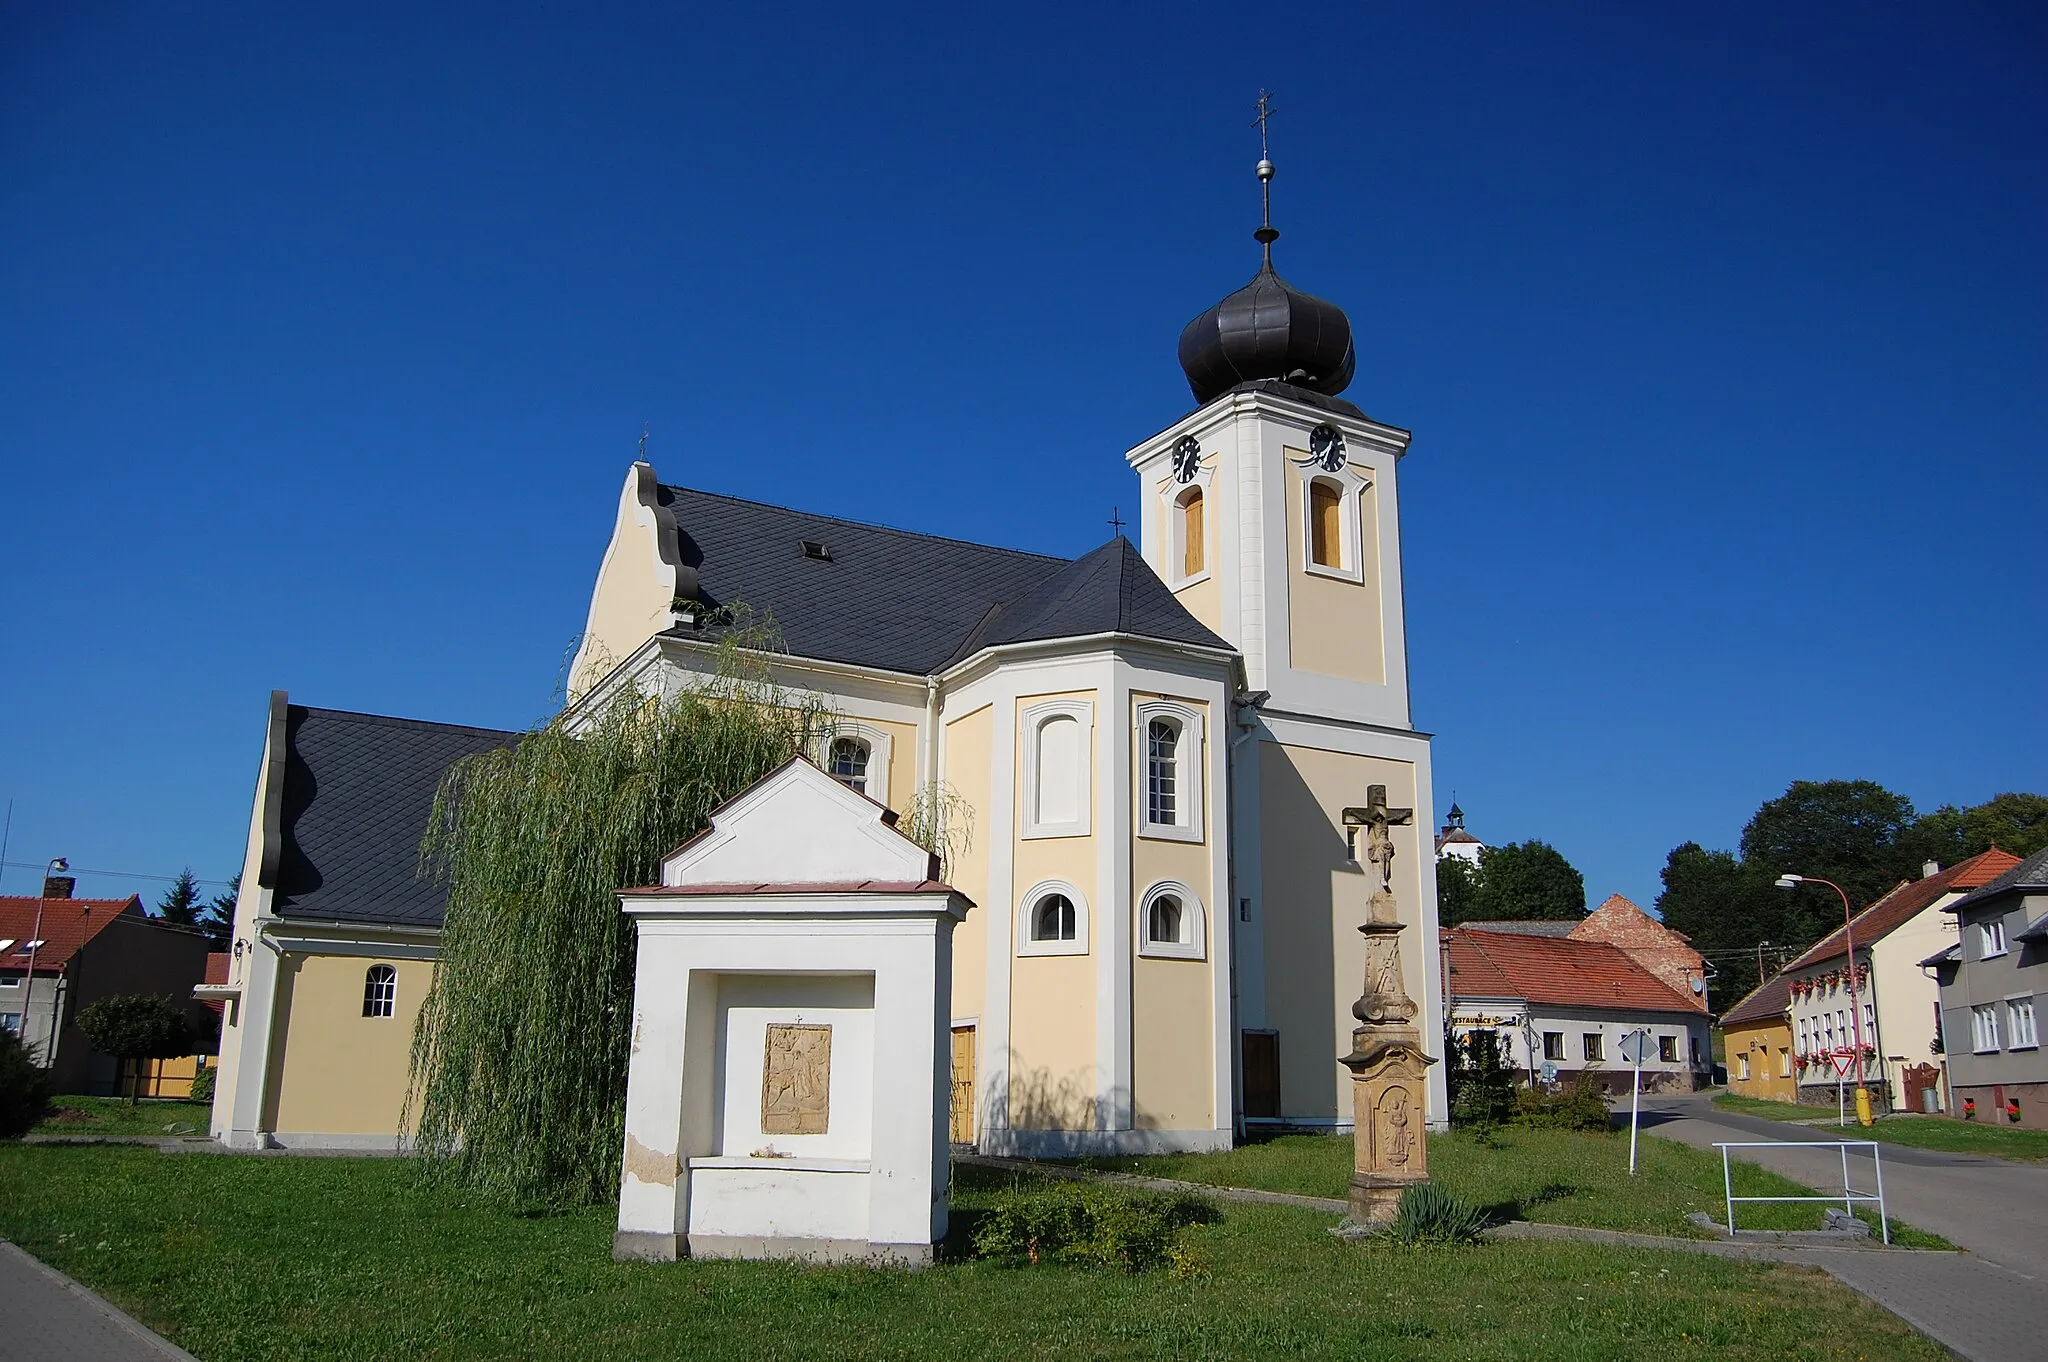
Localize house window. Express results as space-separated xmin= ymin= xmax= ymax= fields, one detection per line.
xmin=1736 ymin=1053 xmax=1751 ymax=1081
xmin=1658 ymin=1034 xmax=1678 ymax=1063
xmin=828 ymin=737 xmax=870 ymax=794
xmin=1690 ymin=1036 xmax=1703 ymax=1067
xmin=2010 ymin=998 xmax=2038 ymax=1049
xmin=1309 ymin=479 xmax=1342 ymax=568
xmin=1016 ymin=881 xmax=1089 ymax=957
xmin=1972 ymin=1003 xmax=2001 ymax=1053
xmin=0 ymin=970 xmax=21 ymax=989
xmin=0 ymin=1012 xmax=19 ymax=1034
xmin=1135 ymin=702 xmax=1203 ymax=841
xmin=363 ymin=965 xmax=397 ymax=1019
xmin=1021 ymin=701 xmax=1093 ymax=838
xmin=1583 ymin=1033 xmax=1603 ymax=1062
xmin=1177 ymin=487 xmax=1205 ymax=578
xmin=1778 ymin=1048 xmax=1791 ymax=1077
xmin=1979 ymin=918 xmax=2008 ymax=959
xmin=1543 ymin=1032 xmax=1565 ymax=1061
xmin=1137 ymin=882 xmax=1206 ymax=960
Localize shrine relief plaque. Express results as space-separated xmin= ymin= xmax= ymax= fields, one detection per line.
xmin=760 ymin=1023 xmax=832 ymax=1135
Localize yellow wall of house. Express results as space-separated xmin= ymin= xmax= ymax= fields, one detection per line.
xmin=1282 ymin=463 xmax=1384 ymax=685
xmin=878 ymin=716 xmax=919 ymax=813
xmin=1172 ymin=572 xmax=1222 ymax=636
xmin=1724 ymin=1019 xmax=1797 ymax=1103
xmin=1259 ymin=741 xmax=1419 ymax=1121
xmin=571 ymin=471 xmax=674 ymax=698
xmin=268 ymin=954 xmax=435 ymax=1136
xmin=1007 ymin=689 xmax=1100 ymax=1131
xmin=943 ymin=703 xmax=993 ymax=1025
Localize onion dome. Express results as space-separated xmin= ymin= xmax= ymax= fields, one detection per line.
xmin=1175 ymin=134 xmax=1356 ymax=406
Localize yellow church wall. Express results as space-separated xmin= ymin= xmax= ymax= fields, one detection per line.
xmin=1282 ymin=462 xmax=1385 ymax=686
xmin=1132 ymin=824 xmax=1215 ymax=1132
xmin=1258 ymin=741 xmax=1419 ymax=1122
xmin=1172 ymin=572 xmax=1222 ymax=636
xmin=1006 ymin=689 xmax=1100 ymax=1131
xmin=571 ymin=469 xmax=676 ymax=699
xmin=268 ymin=953 xmax=435 ymax=1137
xmin=942 ymin=703 xmax=993 ymax=1025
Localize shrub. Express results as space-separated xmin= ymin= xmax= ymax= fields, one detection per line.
xmin=0 ymin=1026 xmax=51 ymax=1138
xmin=189 ymin=1063 xmax=217 ymax=1103
xmin=1378 ymin=1181 xmax=1489 ymax=1246
xmin=971 ymin=1182 xmax=1217 ymax=1272
xmin=72 ymin=995 xmax=198 ymax=1104
xmin=1447 ymin=1029 xmax=1517 ymax=1128
xmin=1513 ymin=1076 xmax=1613 ymax=1132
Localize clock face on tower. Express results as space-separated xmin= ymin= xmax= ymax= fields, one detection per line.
xmin=1171 ymin=435 xmax=1201 ymax=483
xmin=1309 ymin=424 xmax=1346 ymax=473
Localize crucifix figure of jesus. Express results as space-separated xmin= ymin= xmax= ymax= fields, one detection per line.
xmin=1357 ymin=784 xmax=1413 ymax=897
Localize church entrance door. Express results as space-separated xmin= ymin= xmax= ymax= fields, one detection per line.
xmin=950 ymin=1026 xmax=976 ymax=1144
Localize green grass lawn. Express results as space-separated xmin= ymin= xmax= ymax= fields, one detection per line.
xmin=30 ymin=1095 xmax=213 ymax=1138
xmin=1072 ymin=1127 xmax=1950 ymax=1247
xmin=0 ymin=1142 xmax=1948 ymax=1362
xmin=1712 ymin=1091 xmax=2048 ymax=1161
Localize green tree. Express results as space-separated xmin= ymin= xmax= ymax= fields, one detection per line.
xmin=1738 ymin=780 xmax=1918 ymax=914
xmin=0 ymin=1025 xmax=50 ymax=1137
xmin=1959 ymin=793 xmax=2048 ymax=860
xmin=1436 ymin=854 xmax=1483 ymax=927
xmin=72 ymin=995 xmax=197 ymax=1104
xmin=155 ymin=868 xmax=203 ymax=927
xmin=196 ymin=873 xmax=239 ymax=950
xmin=1654 ymin=842 xmax=1783 ymax=1006
xmin=1471 ymin=841 xmax=1585 ymax=921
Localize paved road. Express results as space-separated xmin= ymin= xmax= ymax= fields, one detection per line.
xmin=1636 ymin=1092 xmax=2048 ymax=1362
xmin=0 ymin=1243 xmax=194 ymax=1362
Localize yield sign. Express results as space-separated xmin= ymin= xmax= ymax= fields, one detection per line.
xmin=1830 ymin=1048 xmax=1857 ymax=1077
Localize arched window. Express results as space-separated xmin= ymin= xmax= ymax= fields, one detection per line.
xmin=1033 ymin=894 xmax=1076 ymax=943
xmin=1309 ymin=479 xmax=1342 ymax=568
xmin=1146 ymin=718 xmax=1179 ymax=827
xmin=1177 ymin=487 xmax=1205 ymax=577
xmin=828 ymin=737 xmax=870 ymax=794
xmin=1137 ymin=881 xmax=1206 ymax=960
xmin=362 ymin=964 xmax=397 ymax=1019
xmin=1016 ymin=880 xmax=1089 ymax=957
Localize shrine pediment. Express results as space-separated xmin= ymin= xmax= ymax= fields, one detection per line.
xmin=657 ymin=758 xmax=939 ymax=888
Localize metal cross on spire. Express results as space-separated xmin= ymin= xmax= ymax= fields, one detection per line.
xmin=1251 ymin=90 xmax=1280 ymax=265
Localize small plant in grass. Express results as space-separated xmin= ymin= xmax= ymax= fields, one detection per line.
xmin=0 ymin=1026 xmax=51 ymax=1137
xmin=1513 ymin=1076 xmax=1613 ymax=1131
xmin=971 ymin=1183 xmax=1217 ymax=1272
xmin=1376 ymin=1182 xmax=1490 ymax=1246
xmin=188 ymin=1064 xmax=216 ymax=1103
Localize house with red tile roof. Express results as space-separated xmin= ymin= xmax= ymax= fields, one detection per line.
xmin=1 ymin=878 xmax=212 ymax=1095
xmin=1783 ymin=847 xmax=2020 ymax=1112
xmin=1445 ymin=924 xmax=1712 ymax=1095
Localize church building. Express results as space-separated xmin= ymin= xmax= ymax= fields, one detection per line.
xmin=207 ymin=152 xmax=1447 ymax=1154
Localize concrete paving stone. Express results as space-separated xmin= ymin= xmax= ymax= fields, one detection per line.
xmin=0 ymin=1242 xmax=197 ymax=1362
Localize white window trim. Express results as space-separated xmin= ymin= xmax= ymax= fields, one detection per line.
xmin=1972 ymin=1003 xmax=2001 ymax=1054
xmin=817 ymin=721 xmax=894 ymax=808
xmin=363 ymin=963 xmax=398 ymax=1020
xmin=1979 ymin=917 xmax=2008 ymax=960
xmin=1019 ymin=699 xmax=1094 ymax=840
xmin=1135 ymin=700 xmax=1204 ymax=843
xmin=1136 ymin=881 xmax=1207 ymax=961
xmin=1296 ymin=465 xmax=1371 ymax=584
xmin=2007 ymin=995 xmax=2039 ymax=1050
xmin=1165 ymin=475 xmax=1213 ymax=591
xmin=1016 ymin=879 xmax=1090 ymax=958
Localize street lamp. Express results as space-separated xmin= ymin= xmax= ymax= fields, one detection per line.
xmin=24 ymin=857 xmax=67 ymax=1067
xmin=1776 ymin=872 xmax=1873 ymax=1127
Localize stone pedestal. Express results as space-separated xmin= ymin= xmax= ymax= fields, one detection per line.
xmin=1337 ymin=878 xmax=1436 ymax=1232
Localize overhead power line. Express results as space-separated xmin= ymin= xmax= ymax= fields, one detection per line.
xmin=1 ymin=860 xmax=234 ymax=888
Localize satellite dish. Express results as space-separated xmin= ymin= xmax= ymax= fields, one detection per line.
xmin=1691 ymin=978 xmax=1705 ymax=994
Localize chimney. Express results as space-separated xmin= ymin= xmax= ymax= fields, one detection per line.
xmin=1922 ymin=861 xmax=1940 ymax=880
xmin=41 ymin=875 xmax=75 ymax=899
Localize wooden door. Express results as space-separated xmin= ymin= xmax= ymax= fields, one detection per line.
xmin=949 ymin=1027 xmax=976 ymax=1144
xmin=1242 ymin=1031 xmax=1280 ymax=1119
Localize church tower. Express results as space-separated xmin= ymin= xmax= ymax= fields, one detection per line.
xmin=1125 ymin=122 xmax=1447 ymax=1132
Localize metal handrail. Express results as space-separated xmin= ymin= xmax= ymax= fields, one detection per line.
xmin=1713 ymin=1140 xmax=1888 ymax=1245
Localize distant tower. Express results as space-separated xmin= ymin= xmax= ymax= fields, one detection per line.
xmin=1435 ymin=802 xmax=1484 ymax=866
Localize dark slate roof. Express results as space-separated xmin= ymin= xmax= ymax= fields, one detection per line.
xmin=1458 ymin=920 xmax=1579 ymax=938
xmin=1945 ymin=846 xmax=2048 ymax=917
xmin=1721 ymin=974 xmax=1793 ymax=1027
xmin=657 ymin=486 xmax=1229 ymax=674
xmin=274 ymin=706 xmax=519 ymax=928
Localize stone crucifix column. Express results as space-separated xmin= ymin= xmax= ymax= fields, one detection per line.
xmin=1336 ymin=784 xmax=1438 ymax=1232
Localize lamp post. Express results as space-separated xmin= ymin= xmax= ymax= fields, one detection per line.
xmin=1776 ymin=873 xmax=1872 ymax=1127
xmin=24 ymin=856 xmax=67 ymax=1067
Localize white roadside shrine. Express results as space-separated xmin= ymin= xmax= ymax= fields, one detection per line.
xmin=612 ymin=758 xmax=970 ymax=1265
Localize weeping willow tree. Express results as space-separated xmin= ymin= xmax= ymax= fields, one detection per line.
xmin=407 ymin=630 xmax=830 ymax=1206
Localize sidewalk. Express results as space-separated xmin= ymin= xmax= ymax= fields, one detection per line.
xmin=0 ymin=1243 xmax=196 ymax=1362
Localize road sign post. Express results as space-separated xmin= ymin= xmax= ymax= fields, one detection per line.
xmin=1618 ymin=1029 xmax=1653 ymax=1176
xmin=1830 ymin=1048 xmax=1856 ymax=1127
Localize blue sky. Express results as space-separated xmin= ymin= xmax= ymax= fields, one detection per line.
xmin=3 ymin=4 xmax=2043 ymax=915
